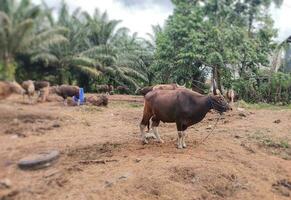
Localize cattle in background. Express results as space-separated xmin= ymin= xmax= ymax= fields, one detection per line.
xmin=153 ymin=83 xmax=185 ymax=90
xmin=22 ymin=80 xmax=35 ymax=104
xmin=139 ymin=82 xmax=231 ymax=149
xmin=135 ymin=83 xmax=186 ymax=96
xmin=135 ymin=86 xmax=154 ymax=96
xmin=34 ymin=81 xmax=50 ymax=102
xmin=0 ymin=81 xmax=25 ymax=100
xmin=50 ymin=85 xmax=80 ymax=105
xmin=96 ymin=84 xmax=114 ymax=94
xmin=116 ymin=86 xmax=130 ymax=94
xmin=224 ymin=89 xmax=238 ymax=104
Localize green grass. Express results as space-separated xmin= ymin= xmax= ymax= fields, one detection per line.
xmin=238 ymin=100 xmax=291 ymax=110
xmin=248 ymin=131 xmax=290 ymax=149
xmin=128 ymin=103 xmax=143 ymax=108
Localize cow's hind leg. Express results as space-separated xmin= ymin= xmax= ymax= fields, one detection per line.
xmin=140 ymin=102 xmax=153 ymax=144
xmin=140 ymin=116 xmax=152 ymax=144
xmin=140 ymin=123 xmax=150 ymax=144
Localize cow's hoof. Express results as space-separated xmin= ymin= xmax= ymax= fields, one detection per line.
xmin=177 ymin=145 xmax=183 ymax=149
xmin=182 ymin=144 xmax=187 ymax=148
xmin=157 ymin=139 xmax=164 ymax=143
xmin=142 ymin=139 xmax=149 ymax=144
xmin=145 ymin=133 xmax=156 ymax=139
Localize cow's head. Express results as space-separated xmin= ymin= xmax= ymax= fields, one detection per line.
xmin=210 ymin=79 xmax=232 ymax=113
xmin=135 ymin=86 xmax=153 ymax=96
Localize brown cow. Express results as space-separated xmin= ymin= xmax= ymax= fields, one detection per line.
xmin=116 ymin=86 xmax=130 ymax=94
xmin=96 ymin=84 xmax=113 ymax=94
xmin=224 ymin=89 xmax=238 ymax=104
xmin=135 ymin=83 xmax=185 ymax=96
xmin=139 ymin=85 xmax=231 ymax=149
xmin=22 ymin=80 xmax=35 ymax=104
xmin=136 ymin=83 xmax=186 ymax=133
xmin=34 ymin=81 xmax=50 ymax=102
xmin=51 ymin=85 xmax=79 ymax=105
xmin=152 ymin=83 xmax=185 ymax=90
xmin=0 ymin=81 xmax=25 ymax=100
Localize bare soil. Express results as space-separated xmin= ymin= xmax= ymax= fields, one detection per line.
xmin=0 ymin=94 xmax=291 ymax=200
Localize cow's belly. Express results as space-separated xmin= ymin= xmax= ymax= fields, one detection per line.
xmin=153 ymin=108 xmax=177 ymax=123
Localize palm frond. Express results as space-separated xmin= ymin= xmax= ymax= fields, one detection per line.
xmin=31 ymin=52 xmax=59 ymax=64
xmin=74 ymin=65 xmax=102 ymax=78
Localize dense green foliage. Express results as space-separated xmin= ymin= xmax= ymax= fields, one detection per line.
xmin=0 ymin=0 xmax=290 ymax=103
xmin=154 ymin=0 xmax=290 ymax=103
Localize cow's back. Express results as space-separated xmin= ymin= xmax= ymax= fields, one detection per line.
xmin=59 ymin=85 xmax=79 ymax=98
xmin=34 ymin=81 xmax=50 ymax=90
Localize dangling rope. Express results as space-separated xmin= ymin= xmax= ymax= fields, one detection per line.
xmin=198 ymin=113 xmax=222 ymax=145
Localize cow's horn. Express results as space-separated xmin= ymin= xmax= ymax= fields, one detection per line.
xmin=212 ymin=79 xmax=218 ymax=95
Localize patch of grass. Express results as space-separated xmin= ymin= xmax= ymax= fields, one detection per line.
xmin=238 ymin=100 xmax=291 ymax=110
xmin=80 ymin=106 xmax=103 ymax=112
xmin=128 ymin=103 xmax=143 ymax=108
xmin=249 ymin=132 xmax=290 ymax=149
xmin=279 ymin=140 xmax=290 ymax=149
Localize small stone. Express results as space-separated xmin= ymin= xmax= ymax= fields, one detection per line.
xmin=273 ymin=119 xmax=281 ymax=124
xmin=0 ymin=178 xmax=12 ymax=189
xmin=10 ymin=135 xmax=18 ymax=139
xmin=237 ymin=107 xmax=245 ymax=112
xmin=206 ymin=125 xmax=212 ymax=130
xmin=105 ymin=181 xmax=114 ymax=187
xmin=191 ymin=177 xmax=199 ymax=184
xmin=135 ymin=158 xmax=141 ymax=163
xmin=118 ymin=172 xmax=131 ymax=180
xmin=52 ymin=123 xmax=61 ymax=128
xmin=12 ymin=118 xmax=19 ymax=125
xmin=238 ymin=112 xmax=247 ymax=117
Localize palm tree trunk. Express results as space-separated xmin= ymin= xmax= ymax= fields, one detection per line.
xmin=3 ymin=52 xmax=15 ymax=81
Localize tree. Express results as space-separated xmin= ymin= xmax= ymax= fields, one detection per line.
xmin=155 ymin=0 xmax=282 ymax=93
xmin=0 ymin=0 xmax=67 ymax=80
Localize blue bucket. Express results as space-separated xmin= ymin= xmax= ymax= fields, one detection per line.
xmin=73 ymin=87 xmax=85 ymax=105
xmin=79 ymin=88 xmax=84 ymax=103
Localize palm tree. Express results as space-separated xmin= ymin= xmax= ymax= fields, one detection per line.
xmin=81 ymin=9 xmax=148 ymax=89
xmin=0 ymin=0 xmax=67 ymax=80
xmin=34 ymin=4 xmax=152 ymax=91
xmin=32 ymin=2 xmax=101 ymax=86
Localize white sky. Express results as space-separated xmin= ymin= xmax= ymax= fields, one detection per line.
xmin=33 ymin=0 xmax=291 ymax=42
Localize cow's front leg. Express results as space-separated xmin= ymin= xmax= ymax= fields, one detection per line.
xmin=153 ymin=126 xmax=164 ymax=143
xmin=182 ymin=132 xmax=187 ymax=148
xmin=139 ymin=124 xmax=148 ymax=144
xmin=63 ymin=98 xmax=68 ymax=106
xmin=177 ymin=131 xmax=183 ymax=149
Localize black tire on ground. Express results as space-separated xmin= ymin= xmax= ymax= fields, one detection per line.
xmin=18 ymin=150 xmax=60 ymax=170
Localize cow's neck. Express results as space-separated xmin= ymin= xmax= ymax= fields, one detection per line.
xmin=188 ymin=95 xmax=212 ymax=124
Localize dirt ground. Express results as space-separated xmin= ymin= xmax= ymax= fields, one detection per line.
xmin=0 ymin=94 xmax=291 ymax=200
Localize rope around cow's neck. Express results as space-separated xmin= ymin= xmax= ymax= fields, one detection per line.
xmin=198 ymin=113 xmax=222 ymax=145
